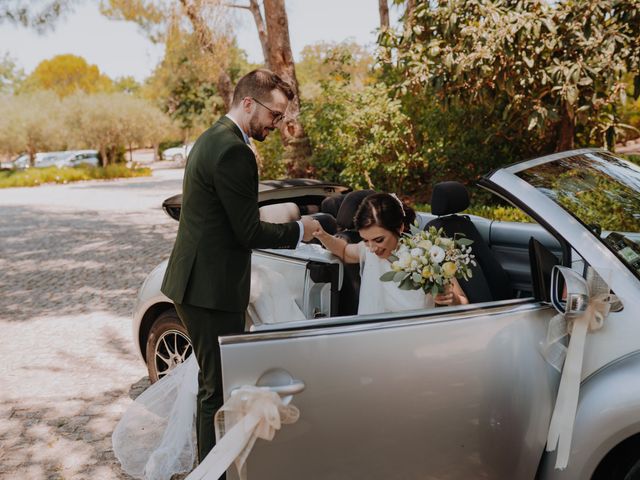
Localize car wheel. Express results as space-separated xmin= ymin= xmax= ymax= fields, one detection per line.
xmin=593 ymin=435 xmax=640 ymax=480
xmin=145 ymin=309 xmax=193 ymax=383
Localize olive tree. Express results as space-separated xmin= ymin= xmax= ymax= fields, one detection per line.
xmin=0 ymin=91 xmax=64 ymax=165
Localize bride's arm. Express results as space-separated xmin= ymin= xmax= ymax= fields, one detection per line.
xmin=312 ymin=228 xmax=360 ymax=263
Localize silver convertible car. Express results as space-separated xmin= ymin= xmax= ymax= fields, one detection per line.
xmin=132 ymin=149 xmax=640 ymax=480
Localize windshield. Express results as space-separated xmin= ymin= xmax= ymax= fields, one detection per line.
xmin=516 ymin=151 xmax=640 ymax=277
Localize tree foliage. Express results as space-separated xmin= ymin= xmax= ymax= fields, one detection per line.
xmin=0 ymin=91 xmax=64 ymax=165
xmin=296 ymin=41 xmax=375 ymax=99
xmin=21 ymin=54 xmax=113 ymax=97
xmin=0 ymin=52 xmax=25 ymax=94
xmin=0 ymin=0 xmax=76 ymax=31
xmin=0 ymin=91 xmax=176 ymax=166
xmin=302 ymin=80 xmax=424 ymax=193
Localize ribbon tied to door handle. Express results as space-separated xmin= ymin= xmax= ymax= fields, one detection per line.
xmin=186 ymin=385 xmax=300 ymax=480
xmin=544 ymin=293 xmax=617 ymax=470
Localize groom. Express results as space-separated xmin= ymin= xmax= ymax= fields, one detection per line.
xmin=161 ymin=69 xmax=319 ymax=465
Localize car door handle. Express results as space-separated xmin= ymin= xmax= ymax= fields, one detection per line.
xmin=265 ymin=380 xmax=306 ymax=396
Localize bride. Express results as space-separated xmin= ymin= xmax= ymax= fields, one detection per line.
xmin=313 ymin=192 xmax=468 ymax=312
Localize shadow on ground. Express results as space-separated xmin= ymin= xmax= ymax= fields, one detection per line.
xmin=0 ymin=205 xmax=177 ymax=322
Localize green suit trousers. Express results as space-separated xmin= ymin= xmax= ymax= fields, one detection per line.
xmin=175 ymin=302 xmax=244 ymax=467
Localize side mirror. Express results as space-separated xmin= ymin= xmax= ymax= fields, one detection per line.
xmin=550 ymin=266 xmax=590 ymax=317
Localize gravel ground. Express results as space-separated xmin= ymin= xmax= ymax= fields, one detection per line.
xmin=0 ymin=169 xmax=183 ymax=479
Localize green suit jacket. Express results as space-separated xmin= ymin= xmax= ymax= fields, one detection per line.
xmin=161 ymin=116 xmax=300 ymax=312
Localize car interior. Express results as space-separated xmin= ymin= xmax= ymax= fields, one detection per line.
xmin=249 ymin=181 xmax=568 ymax=328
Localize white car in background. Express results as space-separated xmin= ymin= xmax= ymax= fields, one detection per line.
xmin=162 ymin=143 xmax=193 ymax=165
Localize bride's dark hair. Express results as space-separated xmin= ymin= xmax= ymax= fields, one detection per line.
xmin=354 ymin=193 xmax=416 ymax=235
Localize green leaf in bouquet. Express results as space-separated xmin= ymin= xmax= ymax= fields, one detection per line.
xmin=411 ymin=272 xmax=423 ymax=283
xmin=393 ymin=271 xmax=409 ymax=282
xmin=380 ymin=271 xmax=397 ymax=282
xmin=399 ymin=276 xmax=417 ymax=290
xmin=431 ymin=284 xmax=441 ymax=297
xmin=457 ymin=238 xmax=474 ymax=246
xmin=388 ymin=253 xmax=399 ymax=263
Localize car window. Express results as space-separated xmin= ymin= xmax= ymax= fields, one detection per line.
xmin=516 ymin=151 xmax=640 ymax=278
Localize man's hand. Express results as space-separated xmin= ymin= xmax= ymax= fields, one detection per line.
xmin=300 ymin=216 xmax=321 ymax=242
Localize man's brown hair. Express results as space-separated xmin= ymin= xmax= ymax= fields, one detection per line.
xmin=231 ymin=69 xmax=294 ymax=106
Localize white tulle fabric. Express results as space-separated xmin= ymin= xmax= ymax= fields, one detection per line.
xmin=112 ymin=267 xmax=304 ymax=480
xmin=357 ymin=243 xmax=434 ymax=315
xmin=112 ymin=354 xmax=199 ymax=480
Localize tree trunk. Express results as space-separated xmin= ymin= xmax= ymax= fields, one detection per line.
xmin=405 ymin=0 xmax=416 ymax=29
xmin=100 ymin=146 xmax=108 ymax=168
xmin=379 ymin=0 xmax=389 ymax=30
xmin=28 ymin=146 xmax=36 ymax=168
xmin=556 ymin=104 xmax=575 ymax=151
xmin=180 ymin=0 xmax=233 ymax=110
xmin=263 ymin=0 xmax=312 ymax=177
xmin=249 ymin=0 xmax=270 ymax=62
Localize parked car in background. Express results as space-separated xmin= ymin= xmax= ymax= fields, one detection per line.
xmin=132 ymin=149 xmax=640 ymax=480
xmin=54 ymin=150 xmax=100 ymax=168
xmin=0 ymin=150 xmax=100 ymax=170
xmin=162 ymin=143 xmax=193 ymax=165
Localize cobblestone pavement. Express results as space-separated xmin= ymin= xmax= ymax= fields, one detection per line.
xmin=0 ymin=169 xmax=183 ymax=479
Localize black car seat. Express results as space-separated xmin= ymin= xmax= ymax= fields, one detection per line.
xmin=333 ymin=190 xmax=376 ymax=315
xmin=426 ymin=181 xmax=512 ymax=303
xmin=320 ymin=195 xmax=345 ymax=219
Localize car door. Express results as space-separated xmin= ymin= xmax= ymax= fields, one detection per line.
xmin=220 ymin=299 xmax=559 ymax=479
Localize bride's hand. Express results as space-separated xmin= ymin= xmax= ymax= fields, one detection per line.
xmin=434 ymin=284 xmax=456 ymax=306
xmin=311 ymin=226 xmax=329 ymax=243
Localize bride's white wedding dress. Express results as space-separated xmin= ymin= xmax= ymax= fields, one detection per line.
xmin=113 ymin=248 xmax=433 ymax=479
xmin=357 ymin=243 xmax=434 ymax=314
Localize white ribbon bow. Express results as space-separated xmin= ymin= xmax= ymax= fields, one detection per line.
xmin=186 ymin=386 xmax=300 ymax=480
xmin=543 ymin=293 xmax=617 ymax=470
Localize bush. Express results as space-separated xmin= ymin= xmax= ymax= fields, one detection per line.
xmin=0 ymin=165 xmax=151 ymax=188
xmin=301 ymin=81 xmax=424 ymax=194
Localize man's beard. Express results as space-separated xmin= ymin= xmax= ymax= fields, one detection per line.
xmin=247 ymin=116 xmax=272 ymax=142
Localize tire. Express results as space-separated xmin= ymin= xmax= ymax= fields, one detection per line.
xmin=593 ymin=435 xmax=640 ymax=480
xmin=145 ymin=309 xmax=193 ymax=383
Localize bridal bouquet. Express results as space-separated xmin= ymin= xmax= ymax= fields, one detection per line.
xmin=380 ymin=224 xmax=476 ymax=296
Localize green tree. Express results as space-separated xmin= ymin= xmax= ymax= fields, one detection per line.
xmin=0 ymin=0 xmax=77 ymax=31
xmin=296 ymin=41 xmax=375 ymax=99
xmin=0 ymin=91 xmax=64 ymax=165
xmin=302 ymin=81 xmax=423 ymax=193
xmin=380 ymin=0 xmax=640 ymax=152
xmin=21 ymin=54 xmax=113 ymax=97
xmin=0 ymin=52 xmax=25 ymax=93
xmin=63 ymin=92 xmax=176 ymax=165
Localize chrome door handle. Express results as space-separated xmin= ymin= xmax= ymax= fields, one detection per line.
xmin=265 ymin=380 xmax=306 ymax=396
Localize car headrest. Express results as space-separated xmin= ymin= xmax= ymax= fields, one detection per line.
xmin=430 ymin=181 xmax=470 ymax=216
xmin=310 ymin=212 xmax=338 ymax=236
xmin=320 ymin=195 xmax=345 ymax=218
xmin=336 ymin=190 xmax=376 ymax=229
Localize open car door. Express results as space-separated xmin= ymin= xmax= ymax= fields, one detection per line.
xmin=220 ymin=299 xmax=558 ymax=479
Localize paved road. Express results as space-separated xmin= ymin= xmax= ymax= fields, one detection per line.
xmin=0 ymin=169 xmax=183 ymax=479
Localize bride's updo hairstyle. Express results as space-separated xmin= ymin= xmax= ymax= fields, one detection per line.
xmin=354 ymin=193 xmax=416 ymax=235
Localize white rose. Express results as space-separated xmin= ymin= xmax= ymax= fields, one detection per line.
xmin=418 ymin=239 xmax=432 ymax=250
xmin=410 ymin=247 xmax=424 ymax=258
xmin=410 ymin=260 xmax=418 ymax=269
xmin=429 ymin=245 xmax=445 ymax=264
xmin=398 ymin=252 xmax=412 ymax=268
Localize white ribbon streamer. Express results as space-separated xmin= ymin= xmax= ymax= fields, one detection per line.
xmin=545 ymin=293 xmax=616 ymax=469
xmin=186 ymin=386 xmax=300 ymax=480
